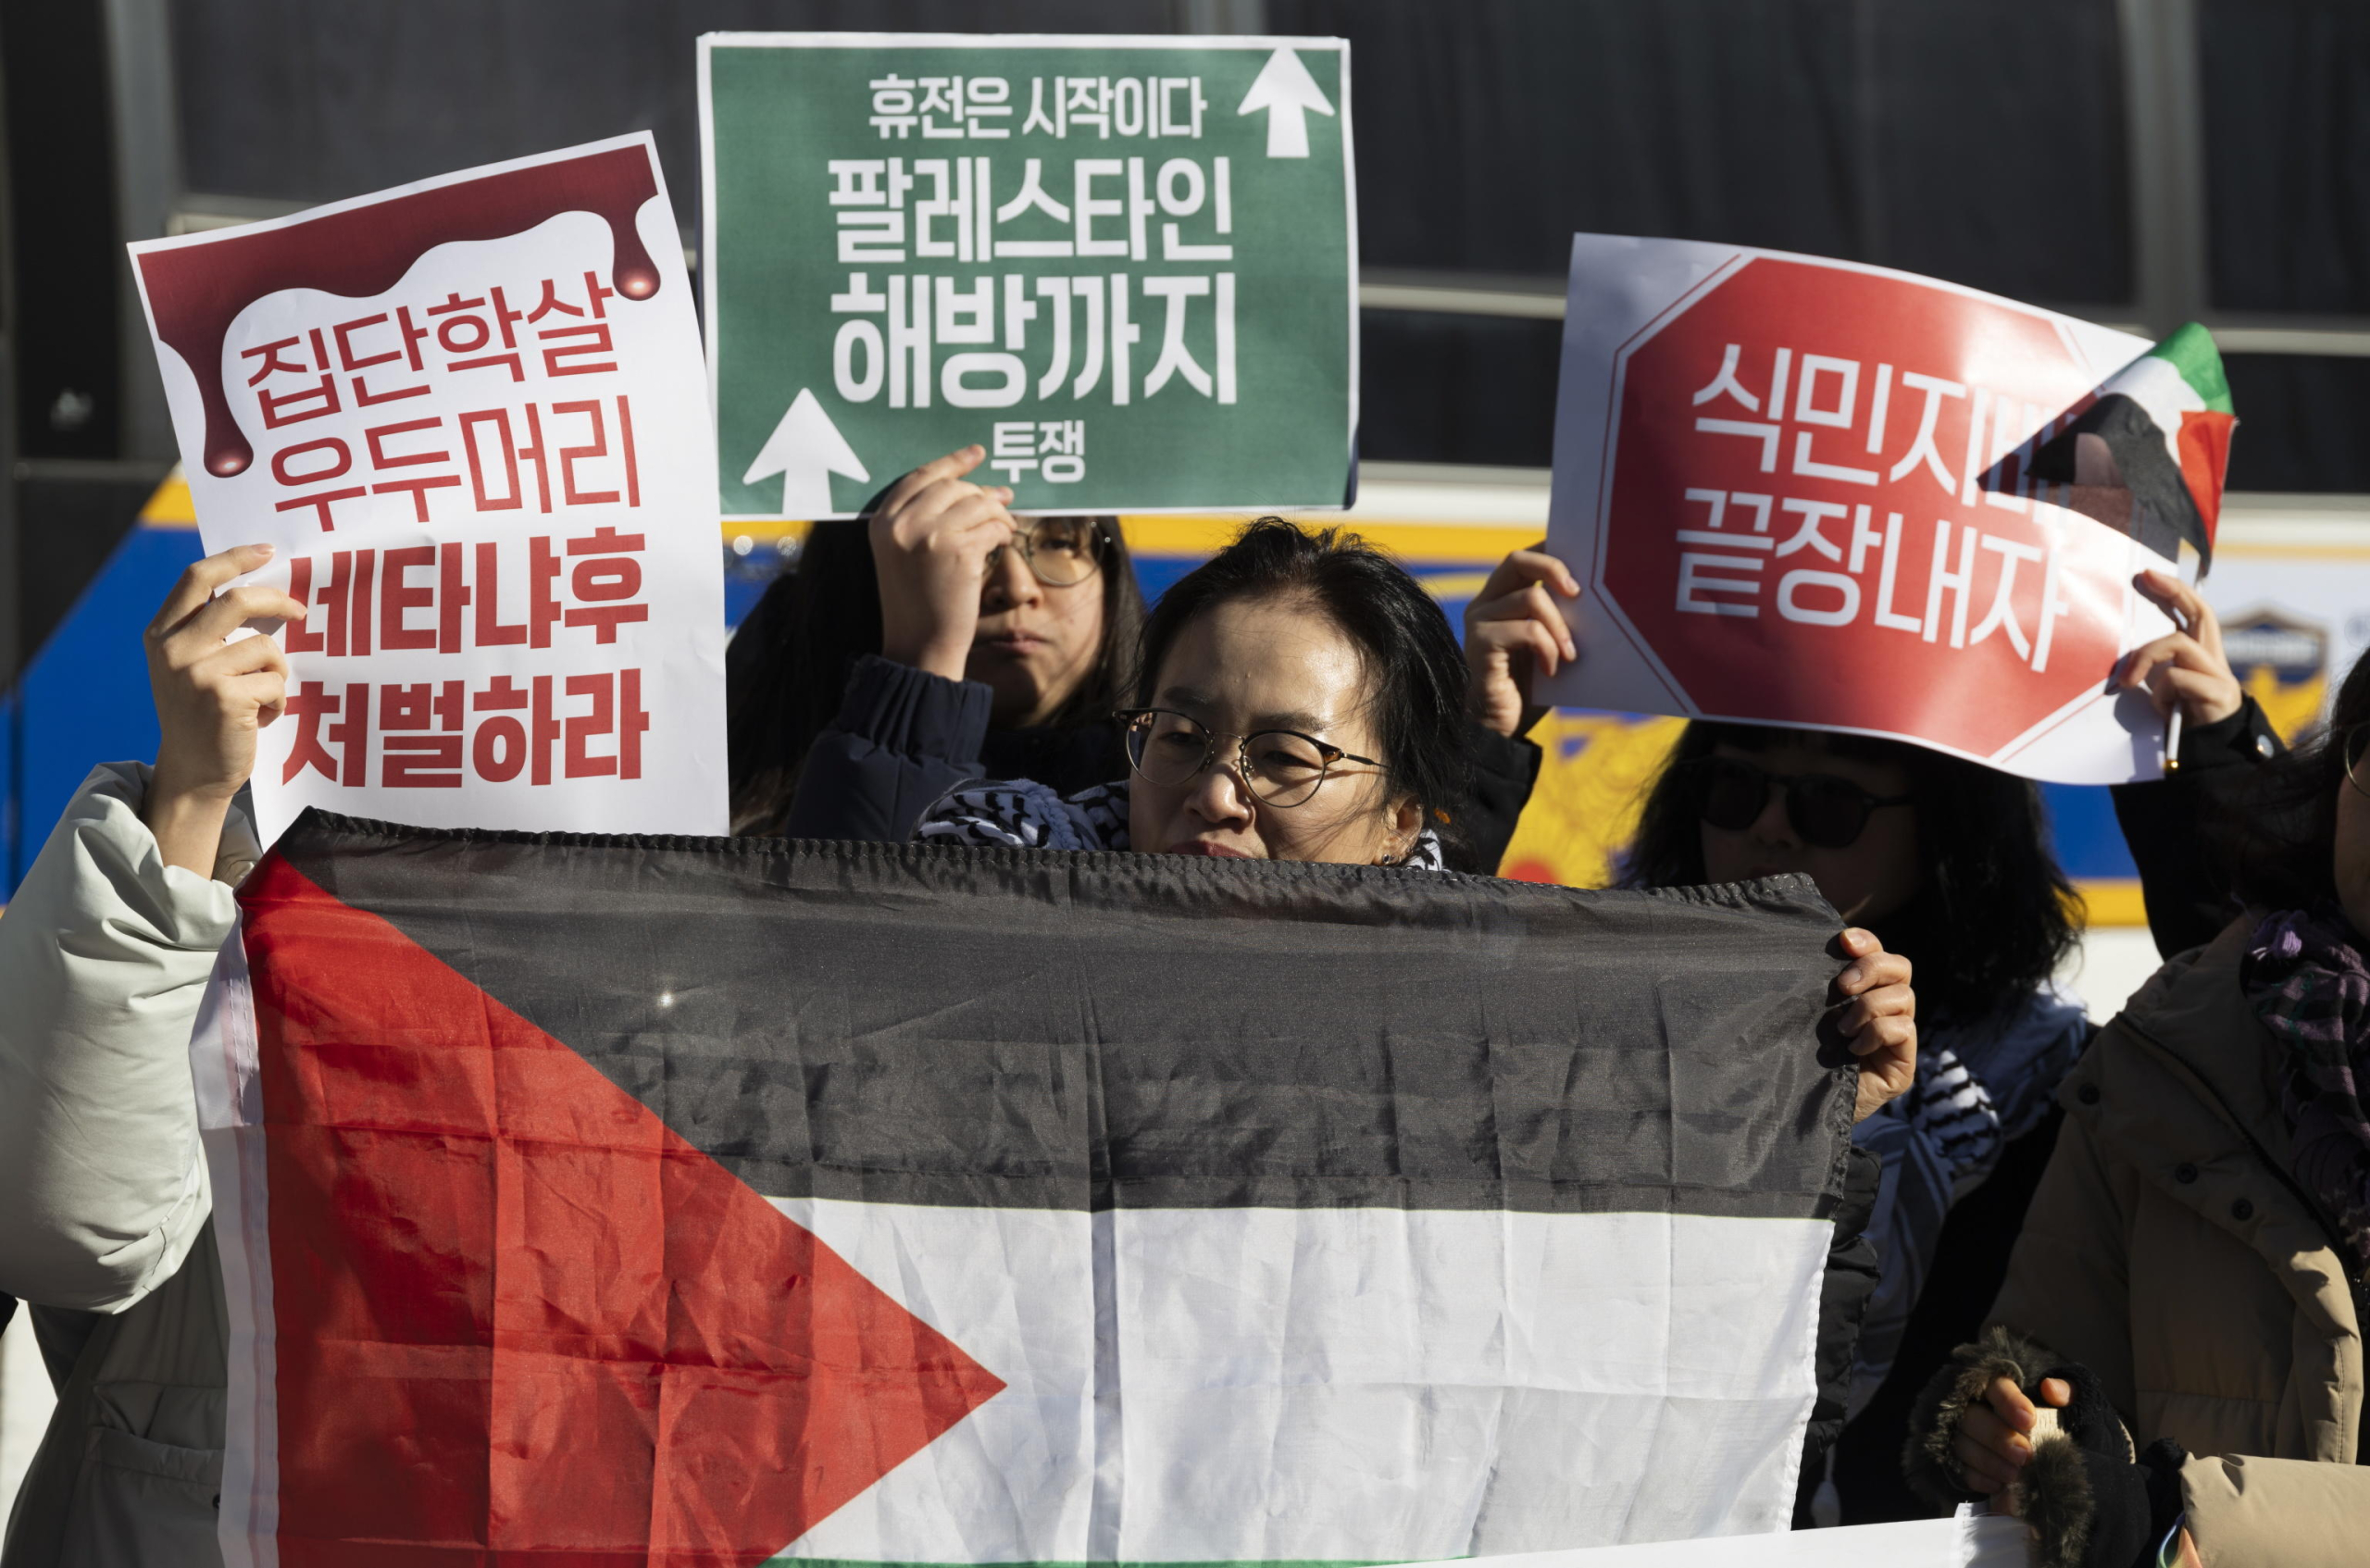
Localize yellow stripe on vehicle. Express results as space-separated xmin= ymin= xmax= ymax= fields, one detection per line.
xmin=140 ymin=468 xmax=199 ymax=527
xmin=2073 ymin=878 xmax=2147 ymax=927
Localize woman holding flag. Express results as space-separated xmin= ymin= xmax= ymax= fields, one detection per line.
xmin=918 ymin=516 xmax=1917 ymax=1119
xmin=919 ymin=515 xmax=1923 ymax=1498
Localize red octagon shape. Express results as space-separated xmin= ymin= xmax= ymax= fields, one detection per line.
xmin=1597 ymin=256 xmax=2127 ymax=760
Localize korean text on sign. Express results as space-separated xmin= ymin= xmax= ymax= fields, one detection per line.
xmin=131 ymin=133 xmax=727 ymax=840
xmin=1542 ymin=236 xmax=2179 ymax=784
xmin=703 ymin=34 xmax=1354 ymax=519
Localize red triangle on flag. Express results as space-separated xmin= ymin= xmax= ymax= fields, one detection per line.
xmin=239 ymin=853 xmax=1007 ymax=1566
xmin=2177 ymin=407 xmax=2237 ymax=548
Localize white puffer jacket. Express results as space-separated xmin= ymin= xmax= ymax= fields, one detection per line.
xmin=0 ymin=764 xmax=256 ymax=1568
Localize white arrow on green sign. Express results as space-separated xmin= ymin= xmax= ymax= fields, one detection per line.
xmin=1237 ymin=47 xmax=1335 ymax=158
xmin=743 ymin=388 xmax=871 ymax=516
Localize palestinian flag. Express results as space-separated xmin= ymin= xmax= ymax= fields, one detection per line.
xmin=193 ymin=815 xmax=1860 ymax=1567
xmin=2028 ymin=322 xmax=2238 ymax=572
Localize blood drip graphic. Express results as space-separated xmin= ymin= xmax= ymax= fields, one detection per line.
xmin=137 ymin=144 xmax=663 ymax=479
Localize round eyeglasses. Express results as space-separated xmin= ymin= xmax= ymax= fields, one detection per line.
xmin=1117 ymin=708 xmax=1381 ymax=809
xmin=1691 ymin=756 xmax=1912 ymax=850
xmin=2343 ymin=722 xmax=2370 ymax=800
xmin=987 ymin=517 xmax=1105 ymax=587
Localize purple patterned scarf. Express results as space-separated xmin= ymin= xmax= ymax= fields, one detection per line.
xmin=2241 ymin=907 xmax=2370 ymax=1272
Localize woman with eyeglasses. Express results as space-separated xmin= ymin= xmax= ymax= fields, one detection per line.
xmin=728 ymin=445 xmax=1145 ymax=838
xmin=919 ymin=516 xmax=1917 ymax=1107
xmin=1464 ymin=546 xmax=2272 ymax=1530
xmin=1908 ymin=648 xmax=2370 ymax=1568
xmin=919 ymin=516 xmax=1466 ymax=867
xmin=729 ymin=449 xmax=1548 ymax=872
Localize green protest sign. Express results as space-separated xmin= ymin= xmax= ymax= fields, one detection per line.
xmin=699 ymin=33 xmax=1355 ymax=519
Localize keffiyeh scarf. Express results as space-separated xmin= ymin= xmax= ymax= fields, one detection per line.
xmin=915 ymin=776 xmax=1449 ymax=870
xmin=2241 ymin=906 xmax=2370 ymax=1272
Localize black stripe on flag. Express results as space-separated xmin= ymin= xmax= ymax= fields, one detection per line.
xmin=2027 ymin=392 xmax=2200 ymax=563
xmin=269 ymin=814 xmax=1857 ymax=1221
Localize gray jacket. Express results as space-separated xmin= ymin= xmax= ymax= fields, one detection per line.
xmin=1 ymin=764 xmax=255 ymax=1568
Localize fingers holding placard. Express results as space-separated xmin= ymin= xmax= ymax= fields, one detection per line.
xmin=1464 ymin=546 xmax=1580 ymax=739
xmin=871 ymin=445 xmax=1019 ymax=681
xmin=143 ymin=543 xmax=310 ymax=874
xmin=2119 ymin=568 xmax=2243 ymax=728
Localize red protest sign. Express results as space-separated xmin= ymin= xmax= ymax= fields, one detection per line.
xmin=1547 ymin=239 xmax=2178 ymax=783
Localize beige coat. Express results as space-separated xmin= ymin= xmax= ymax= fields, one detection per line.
xmin=1992 ymin=921 xmax=2369 ymax=1567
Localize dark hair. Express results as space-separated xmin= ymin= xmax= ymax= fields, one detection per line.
xmin=726 ymin=515 xmax=1143 ymax=830
xmin=1132 ymin=517 xmax=1472 ymax=850
xmin=1620 ymin=721 xmax=2079 ymax=1029
xmin=2232 ymin=645 xmax=2370 ymax=911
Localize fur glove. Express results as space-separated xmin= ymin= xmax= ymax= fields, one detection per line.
xmin=1902 ymin=1325 xmax=2187 ymax=1568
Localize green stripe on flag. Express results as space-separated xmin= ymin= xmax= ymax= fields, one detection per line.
xmin=2149 ymin=321 xmax=2235 ymax=414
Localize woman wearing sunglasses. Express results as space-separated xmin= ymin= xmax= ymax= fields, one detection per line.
xmin=730 ymin=450 xmax=1545 ymax=873
xmin=1912 ymin=652 xmax=2370 ymax=1568
xmin=1465 ymin=546 xmax=2268 ymax=1529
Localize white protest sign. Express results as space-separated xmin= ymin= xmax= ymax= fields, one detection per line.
xmin=130 ymin=134 xmax=725 ymax=841
xmin=1541 ymin=233 xmax=2180 ymax=784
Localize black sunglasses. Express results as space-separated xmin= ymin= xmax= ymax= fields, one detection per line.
xmin=1691 ymin=756 xmax=1913 ymax=850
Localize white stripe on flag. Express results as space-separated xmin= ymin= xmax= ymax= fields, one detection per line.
xmin=2113 ymin=354 xmax=2208 ymax=433
xmin=766 ymin=1197 xmax=1832 ymax=1563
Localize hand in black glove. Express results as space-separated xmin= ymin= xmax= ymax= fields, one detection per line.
xmin=1904 ymin=1326 xmax=2188 ymax=1568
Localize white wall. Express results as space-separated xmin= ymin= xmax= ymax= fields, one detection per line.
xmin=2058 ymin=924 xmax=2169 ymax=1024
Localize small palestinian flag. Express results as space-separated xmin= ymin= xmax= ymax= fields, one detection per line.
xmin=2029 ymin=322 xmax=2237 ymax=572
xmin=195 ymin=815 xmax=1861 ymax=1568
